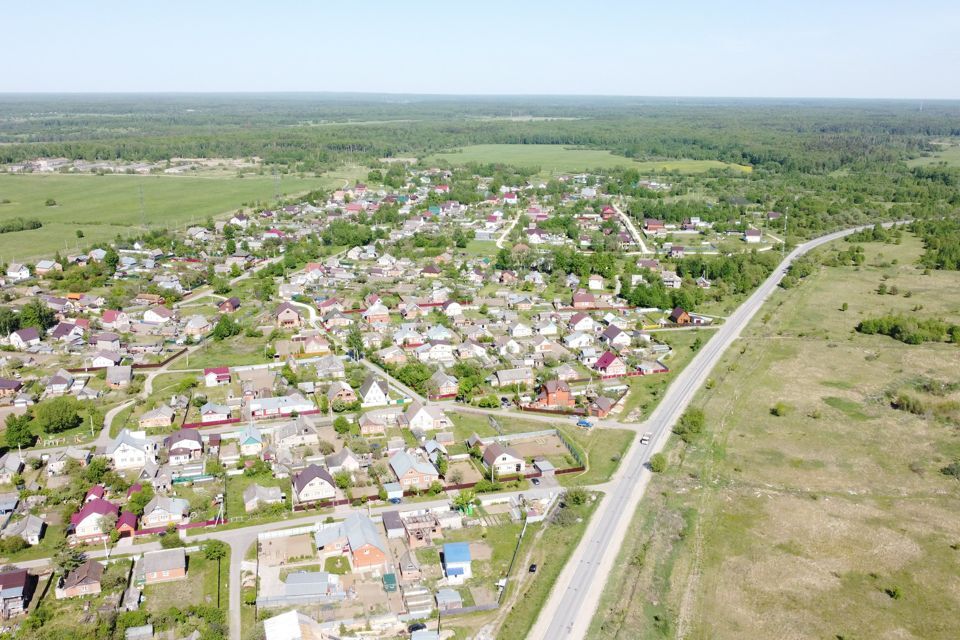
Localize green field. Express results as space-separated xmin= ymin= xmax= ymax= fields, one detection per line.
xmin=425 ymin=144 xmax=751 ymax=174
xmin=906 ymin=141 xmax=960 ymax=167
xmin=590 ymin=234 xmax=960 ymax=640
xmin=0 ymin=167 xmax=362 ymax=260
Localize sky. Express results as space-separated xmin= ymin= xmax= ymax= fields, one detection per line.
xmin=4 ymin=1 xmax=959 ymax=99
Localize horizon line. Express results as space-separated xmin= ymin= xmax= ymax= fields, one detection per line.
xmin=0 ymin=91 xmax=955 ymax=103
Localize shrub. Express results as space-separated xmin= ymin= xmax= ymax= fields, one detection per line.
xmin=649 ymin=453 xmax=667 ymax=473
xmin=770 ymin=402 xmax=792 ymax=417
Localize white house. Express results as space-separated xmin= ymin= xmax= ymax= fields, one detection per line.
xmin=5 ymin=264 xmax=29 ymax=282
xmin=359 ymin=375 xmax=390 ymax=407
xmin=292 ymin=465 xmax=337 ymax=504
xmin=482 ymin=442 xmax=526 ymax=477
xmin=106 ymin=430 xmax=157 ymax=470
xmin=402 ymin=402 xmax=451 ymax=431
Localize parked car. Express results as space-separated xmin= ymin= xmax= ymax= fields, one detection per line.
xmin=529 ymin=564 xmax=538 ymax=573
xmin=531 ymin=478 xmax=540 ymax=486
xmin=408 ymin=622 xmax=427 ymax=633
xmin=576 ymin=419 xmax=593 ymax=428
xmin=389 ymin=497 xmax=402 ymax=505
xmin=640 ymin=432 xmax=652 ymax=445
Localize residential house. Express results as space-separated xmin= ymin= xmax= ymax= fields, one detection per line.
xmin=359 ymin=375 xmax=390 ymax=407
xmin=139 ymin=405 xmax=175 ymax=429
xmin=492 ymin=367 xmax=534 ymax=389
xmin=314 ymin=355 xmax=345 ymax=379
xmin=313 ymin=513 xmax=387 ymax=572
xmin=326 ymin=380 xmax=357 ymax=407
xmin=203 ymin=367 xmax=231 ymax=387
xmin=389 ymin=450 xmax=439 ymax=491
xmin=106 ymin=430 xmax=157 ymax=470
xmin=273 ymin=303 xmax=303 ymax=329
xmin=482 ymin=443 xmax=526 ymax=477
xmin=402 ymin=402 xmax=451 ymax=431
xmin=243 ymin=484 xmax=284 ymax=513
xmin=248 ymin=393 xmax=314 ymax=418
xmin=71 ymin=498 xmax=119 ymax=540
xmin=668 ymin=307 xmax=691 ymax=325
xmin=594 ymin=351 xmax=627 ymax=376
xmin=141 ymin=548 xmax=186 ymax=585
xmin=536 ymin=379 xmax=574 ymax=408
xmin=2 ymin=515 xmax=45 ymax=546
xmin=292 ymin=465 xmax=336 ymax=504
xmin=0 ymin=453 xmax=23 ymax=484
xmin=56 ymin=560 xmax=103 ymax=599
xmin=141 ymin=496 xmax=189 ymax=528
xmin=599 ymin=324 xmax=631 ymax=348
xmin=0 ymin=378 xmax=23 ymax=397
xmin=238 ymin=423 xmax=263 ymax=456
xmin=5 ymin=264 xmax=29 ymax=282
xmin=9 ymin=328 xmax=41 ymax=351
xmin=164 ymin=429 xmax=204 ymax=464
xmin=106 ymin=365 xmax=132 ymax=389
xmin=200 ymin=402 xmax=232 ymax=424
xmin=143 ymin=306 xmax=174 ymax=324
xmin=427 ymin=370 xmax=458 ymax=397
xmin=0 ymin=569 xmax=34 ymax=618
xmin=218 ymin=297 xmax=241 ymax=313
xmin=442 ymin=542 xmax=472 ymax=584
xmin=325 ymin=448 xmax=361 ymax=477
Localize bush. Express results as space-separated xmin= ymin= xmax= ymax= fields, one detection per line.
xmin=649 ymin=453 xmax=667 ymax=473
xmin=770 ymin=402 xmax=792 ymax=417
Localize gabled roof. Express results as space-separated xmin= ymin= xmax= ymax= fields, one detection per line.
xmin=63 ymin=559 xmax=103 ymax=590
xmin=482 ymin=442 xmax=522 ymax=466
xmin=71 ymin=498 xmax=118 ymax=525
xmin=292 ymin=464 xmax=335 ymax=494
xmin=389 ymin=450 xmax=438 ymax=479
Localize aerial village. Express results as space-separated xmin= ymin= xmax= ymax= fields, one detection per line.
xmin=0 ymin=159 xmax=785 ymax=639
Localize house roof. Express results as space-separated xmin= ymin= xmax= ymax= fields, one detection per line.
xmin=443 ymin=542 xmax=471 ymax=564
xmin=292 ymin=464 xmax=335 ymax=494
xmin=595 ymin=351 xmax=620 ymax=369
xmin=63 ymin=559 xmax=103 ymax=590
xmin=389 ymin=450 xmax=438 ymax=479
xmin=482 ymin=442 xmax=521 ymax=466
xmin=143 ymin=496 xmax=188 ymax=518
xmin=142 ymin=548 xmax=185 ymax=574
xmin=71 ymin=498 xmax=118 ymax=525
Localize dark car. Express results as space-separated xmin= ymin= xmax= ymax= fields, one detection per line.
xmin=529 ymin=564 xmax=538 ymax=573
xmin=531 ymin=478 xmax=540 ymax=486
xmin=408 ymin=622 xmax=427 ymax=633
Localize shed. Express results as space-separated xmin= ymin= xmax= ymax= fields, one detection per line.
xmin=384 ymin=482 xmax=403 ymax=500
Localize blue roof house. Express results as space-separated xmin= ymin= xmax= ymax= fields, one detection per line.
xmin=442 ymin=542 xmax=472 ymax=584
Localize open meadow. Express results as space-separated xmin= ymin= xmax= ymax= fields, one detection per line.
xmin=0 ymin=167 xmax=363 ymax=260
xmin=424 ymin=144 xmax=751 ymax=175
xmin=906 ymin=140 xmax=960 ymax=167
xmin=589 ymin=234 xmax=960 ymax=640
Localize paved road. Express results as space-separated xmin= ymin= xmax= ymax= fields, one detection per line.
xmin=361 ymin=358 xmax=426 ymax=404
xmin=612 ymin=201 xmax=652 ymax=254
xmin=529 ymin=223 xmax=899 ymax=640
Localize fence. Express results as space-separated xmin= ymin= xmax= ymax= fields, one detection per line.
xmin=64 ymin=347 xmax=189 ymax=373
xmin=133 ymin=518 xmax=226 ymax=537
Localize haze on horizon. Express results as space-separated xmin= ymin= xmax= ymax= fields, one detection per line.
xmin=4 ymin=0 xmax=959 ymax=100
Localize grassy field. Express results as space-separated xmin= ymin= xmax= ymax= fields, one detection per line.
xmin=0 ymin=167 xmax=363 ymax=260
xmin=618 ymin=329 xmax=710 ymax=422
xmin=424 ymin=144 xmax=751 ymax=174
xmin=589 ymin=234 xmax=960 ymax=640
xmin=906 ymin=141 xmax=960 ymax=167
